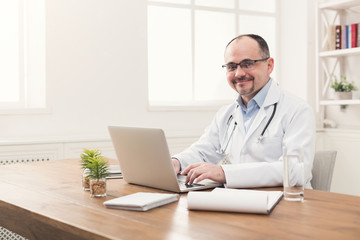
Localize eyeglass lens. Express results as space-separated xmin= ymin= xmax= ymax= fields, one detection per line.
xmin=223 ymin=58 xmax=268 ymax=72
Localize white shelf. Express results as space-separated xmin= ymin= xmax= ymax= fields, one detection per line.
xmin=319 ymin=0 xmax=360 ymax=10
xmin=320 ymin=99 xmax=360 ymax=106
xmin=316 ymin=0 xmax=360 ymax=112
xmin=320 ymin=47 xmax=360 ymax=57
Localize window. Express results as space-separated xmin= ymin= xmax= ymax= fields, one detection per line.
xmin=147 ymin=0 xmax=278 ymax=109
xmin=0 ymin=0 xmax=46 ymax=113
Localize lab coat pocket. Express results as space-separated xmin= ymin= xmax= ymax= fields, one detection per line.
xmin=249 ymin=136 xmax=282 ymax=162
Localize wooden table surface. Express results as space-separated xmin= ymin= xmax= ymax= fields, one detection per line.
xmin=1 ymin=159 xmax=360 ymax=240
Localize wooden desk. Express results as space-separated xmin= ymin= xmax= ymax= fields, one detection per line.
xmin=1 ymin=159 xmax=359 ymax=240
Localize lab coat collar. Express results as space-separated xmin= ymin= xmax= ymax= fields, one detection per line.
xmin=262 ymin=78 xmax=281 ymax=107
xmin=243 ymin=79 xmax=281 ymax=142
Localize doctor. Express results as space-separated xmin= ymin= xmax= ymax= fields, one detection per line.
xmin=172 ymin=34 xmax=315 ymax=188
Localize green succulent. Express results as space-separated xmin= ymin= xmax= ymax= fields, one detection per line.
xmin=331 ymin=76 xmax=358 ymax=92
xmin=80 ymin=148 xmax=101 ymax=169
xmin=86 ymin=156 xmax=109 ymax=180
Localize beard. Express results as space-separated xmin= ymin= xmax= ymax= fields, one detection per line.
xmin=231 ymin=76 xmax=255 ymax=96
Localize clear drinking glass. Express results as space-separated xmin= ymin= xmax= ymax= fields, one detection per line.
xmin=283 ymin=147 xmax=304 ymax=201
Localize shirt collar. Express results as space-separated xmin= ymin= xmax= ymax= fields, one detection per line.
xmin=237 ymin=78 xmax=273 ymax=109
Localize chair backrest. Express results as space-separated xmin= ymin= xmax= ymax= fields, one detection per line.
xmin=311 ymin=151 xmax=337 ymax=191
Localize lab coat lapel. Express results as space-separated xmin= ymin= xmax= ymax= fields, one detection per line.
xmin=244 ymin=107 xmax=266 ymax=143
xmin=228 ymin=105 xmax=245 ymax=164
xmin=235 ymin=105 xmax=245 ymax=138
xmin=243 ymin=80 xmax=281 ymax=143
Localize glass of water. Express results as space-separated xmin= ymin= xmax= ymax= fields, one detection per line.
xmin=283 ymin=147 xmax=304 ymax=201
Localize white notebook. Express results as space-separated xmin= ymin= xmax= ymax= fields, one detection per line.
xmin=106 ymin=165 xmax=122 ymax=179
xmin=103 ymin=192 xmax=179 ymax=211
xmin=187 ymin=188 xmax=283 ymax=214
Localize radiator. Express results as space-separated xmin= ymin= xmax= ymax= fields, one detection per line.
xmin=0 ymin=226 xmax=27 ymax=240
xmin=0 ymin=143 xmax=61 ymax=165
xmin=0 ymin=156 xmax=51 ymax=165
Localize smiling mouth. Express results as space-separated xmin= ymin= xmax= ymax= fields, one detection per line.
xmin=232 ymin=77 xmax=254 ymax=84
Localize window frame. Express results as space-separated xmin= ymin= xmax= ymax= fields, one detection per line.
xmin=0 ymin=0 xmax=48 ymax=115
xmin=147 ymin=0 xmax=280 ymax=111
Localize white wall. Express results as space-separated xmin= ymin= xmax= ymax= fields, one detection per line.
xmin=0 ymin=0 xmax=315 ymax=142
xmin=279 ymin=0 xmax=309 ymax=102
xmin=0 ymin=0 xmax=316 ymax=153
xmin=0 ymin=0 xmax=215 ymax=142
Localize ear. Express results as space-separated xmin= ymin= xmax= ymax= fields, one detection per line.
xmin=267 ymin=57 xmax=274 ymax=74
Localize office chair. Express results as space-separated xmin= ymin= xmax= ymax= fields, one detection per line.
xmin=311 ymin=151 xmax=337 ymax=191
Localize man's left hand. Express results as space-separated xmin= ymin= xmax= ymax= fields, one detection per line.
xmin=181 ymin=162 xmax=226 ymax=185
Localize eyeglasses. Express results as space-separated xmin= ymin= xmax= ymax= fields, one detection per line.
xmin=222 ymin=57 xmax=269 ymax=72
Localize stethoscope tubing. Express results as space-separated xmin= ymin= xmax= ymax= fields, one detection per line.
xmin=219 ymin=102 xmax=278 ymax=154
xmin=258 ymin=102 xmax=277 ymax=141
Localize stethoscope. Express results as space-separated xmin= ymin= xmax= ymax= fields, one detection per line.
xmin=257 ymin=102 xmax=277 ymax=143
xmin=217 ymin=115 xmax=238 ymax=155
xmin=217 ymin=102 xmax=278 ymax=155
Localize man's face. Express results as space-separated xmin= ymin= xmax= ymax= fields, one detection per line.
xmin=224 ymin=37 xmax=274 ymax=104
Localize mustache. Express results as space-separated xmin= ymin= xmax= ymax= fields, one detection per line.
xmin=231 ymin=76 xmax=254 ymax=84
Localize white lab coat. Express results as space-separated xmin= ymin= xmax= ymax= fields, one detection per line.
xmin=173 ymin=80 xmax=315 ymax=189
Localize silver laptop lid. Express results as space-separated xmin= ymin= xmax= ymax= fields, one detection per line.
xmin=108 ymin=126 xmax=181 ymax=192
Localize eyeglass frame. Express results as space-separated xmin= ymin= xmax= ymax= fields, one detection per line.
xmin=222 ymin=57 xmax=269 ymax=72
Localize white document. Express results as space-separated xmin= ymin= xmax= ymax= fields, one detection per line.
xmin=187 ymin=188 xmax=283 ymax=214
xmin=103 ymin=192 xmax=179 ymax=211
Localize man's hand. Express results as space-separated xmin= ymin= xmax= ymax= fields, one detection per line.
xmin=181 ymin=162 xmax=226 ymax=185
xmin=172 ymin=158 xmax=180 ymax=174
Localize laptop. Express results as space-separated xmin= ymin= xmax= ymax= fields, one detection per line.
xmin=108 ymin=126 xmax=223 ymax=193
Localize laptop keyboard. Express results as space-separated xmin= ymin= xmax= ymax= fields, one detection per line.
xmin=183 ymin=183 xmax=204 ymax=188
xmin=178 ymin=180 xmax=204 ymax=189
xmin=177 ymin=175 xmax=204 ymax=188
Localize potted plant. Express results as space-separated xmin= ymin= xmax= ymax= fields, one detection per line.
xmin=331 ymin=75 xmax=358 ymax=100
xmin=80 ymin=148 xmax=101 ymax=191
xmin=87 ymin=155 xmax=109 ymax=197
